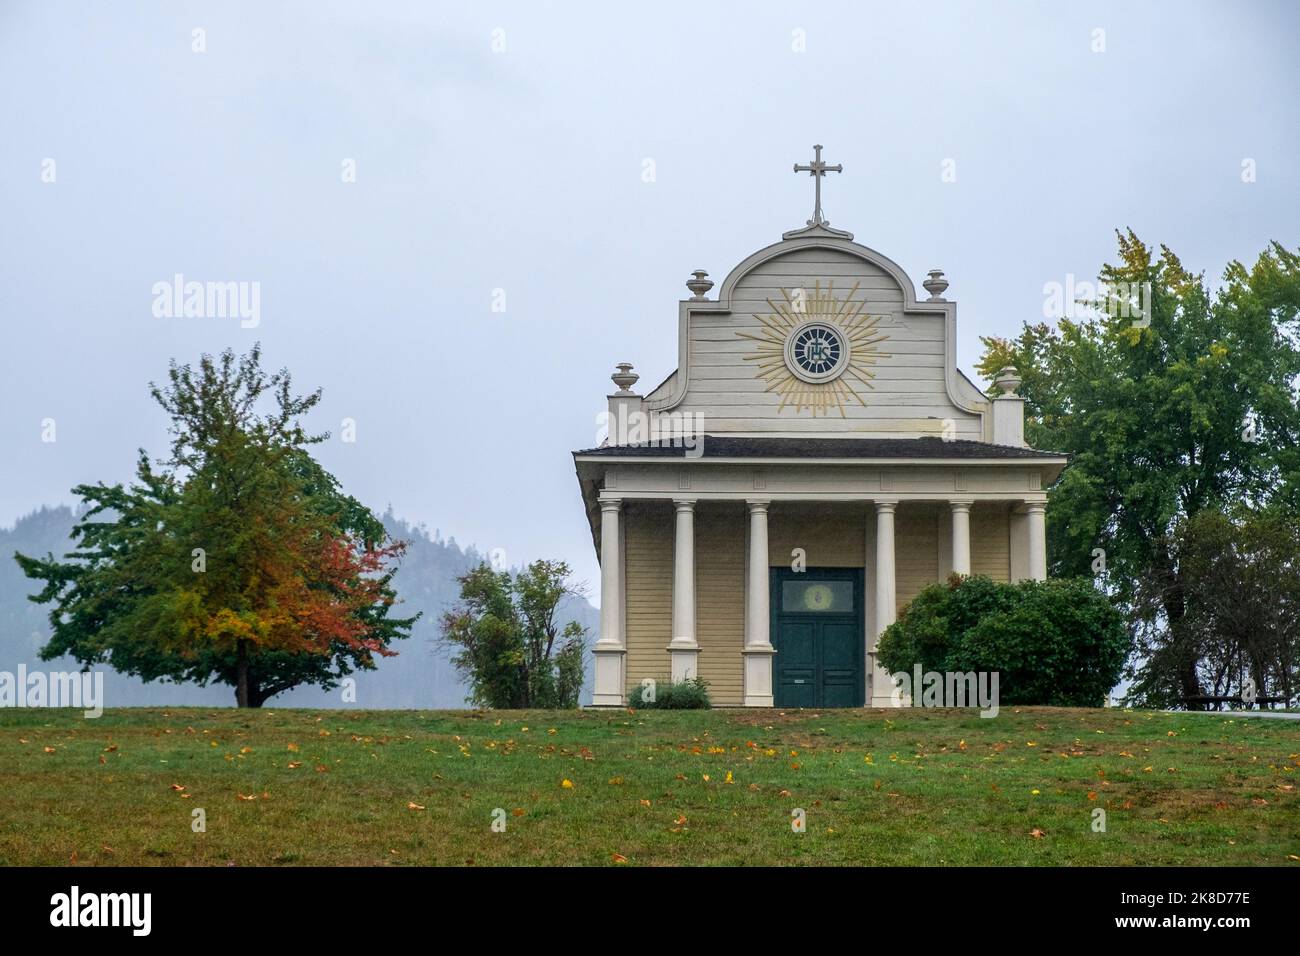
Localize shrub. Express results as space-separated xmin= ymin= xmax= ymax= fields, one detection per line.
xmin=628 ymin=677 xmax=712 ymax=709
xmin=877 ymin=575 xmax=1129 ymax=707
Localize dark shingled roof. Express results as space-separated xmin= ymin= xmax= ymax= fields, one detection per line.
xmin=573 ymin=436 xmax=1066 ymax=460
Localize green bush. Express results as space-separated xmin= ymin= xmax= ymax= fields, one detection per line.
xmin=877 ymin=575 xmax=1129 ymax=707
xmin=628 ymin=677 xmax=712 ymax=709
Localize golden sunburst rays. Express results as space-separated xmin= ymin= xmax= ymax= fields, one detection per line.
xmin=737 ymin=279 xmax=891 ymax=416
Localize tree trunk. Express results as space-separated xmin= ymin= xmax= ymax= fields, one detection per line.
xmin=236 ymin=639 xmax=250 ymax=708
xmin=1154 ymin=543 xmax=1202 ymax=701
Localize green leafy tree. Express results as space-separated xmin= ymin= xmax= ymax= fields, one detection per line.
xmin=439 ymin=560 xmax=587 ymax=708
xmin=1136 ymin=507 xmax=1299 ymax=706
xmin=15 ymin=345 xmax=416 ymax=707
xmin=978 ymin=234 xmax=1300 ymax=703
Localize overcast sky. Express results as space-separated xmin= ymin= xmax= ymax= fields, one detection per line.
xmin=2 ymin=0 xmax=1296 ymax=590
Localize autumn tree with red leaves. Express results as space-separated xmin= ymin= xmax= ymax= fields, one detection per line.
xmin=17 ymin=345 xmax=417 ymax=707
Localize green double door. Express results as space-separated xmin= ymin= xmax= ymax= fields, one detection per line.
xmin=771 ymin=568 xmax=865 ymax=708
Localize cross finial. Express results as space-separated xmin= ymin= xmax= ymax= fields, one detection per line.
xmin=793 ymin=144 xmax=843 ymax=227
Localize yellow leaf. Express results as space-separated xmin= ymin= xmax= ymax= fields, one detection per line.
xmin=287 ymin=743 xmax=299 ymax=752
xmin=1031 ymin=789 xmax=1040 ymax=795
xmin=724 ymin=771 xmax=734 ymax=784
xmin=407 ymin=802 xmax=425 ymax=811
xmin=561 ymin=779 xmax=573 ymax=789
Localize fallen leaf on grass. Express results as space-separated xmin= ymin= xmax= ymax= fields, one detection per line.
xmin=314 ymin=764 xmax=329 ymax=773
xmin=287 ymin=743 xmax=299 ymax=752
xmin=288 ymin=761 xmax=301 ymax=769
xmin=561 ymin=779 xmax=574 ymax=789
xmin=611 ymin=853 xmax=628 ymax=863
xmin=407 ymin=802 xmax=426 ymax=811
xmin=673 ymin=814 xmax=687 ymax=826
xmin=1029 ymin=829 xmax=1045 ymax=839
xmin=607 ymin=777 xmax=624 ymax=785
xmin=237 ymin=794 xmax=257 ymax=801
xmin=639 ymin=799 xmax=651 ymax=808
xmin=43 ymin=747 xmax=56 ymax=754
xmin=512 ymin=808 xmax=526 ymax=817
xmin=170 ymin=784 xmax=187 ymax=792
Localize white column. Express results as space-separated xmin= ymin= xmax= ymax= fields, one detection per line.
xmin=870 ymin=499 xmax=899 ymax=707
xmin=668 ymin=499 xmax=699 ymax=683
xmin=742 ymin=500 xmax=775 ymax=707
xmin=950 ymin=499 xmax=972 ymax=577
xmin=591 ymin=498 xmax=626 ymax=706
xmin=1026 ymin=502 xmax=1047 ymax=581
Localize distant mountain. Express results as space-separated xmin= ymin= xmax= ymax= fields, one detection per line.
xmin=0 ymin=506 xmax=598 ymax=709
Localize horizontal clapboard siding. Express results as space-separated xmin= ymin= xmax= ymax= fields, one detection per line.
xmin=695 ymin=505 xmax=744 ymax=705
xmin=624 ymin=502 xmax=672 ymax=692
xmin=767 ymin=502 xmax=866 ymax=567
xmin=971 ymin=505 xmax=1011 ymax=582
xmin=896 ymin=506 xmax=941 ymax=612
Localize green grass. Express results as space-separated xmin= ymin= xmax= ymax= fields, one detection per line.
xmin=1 ymin=706 xmax=1296 ymax=866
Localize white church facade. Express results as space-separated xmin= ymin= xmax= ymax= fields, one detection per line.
xmin=573 ymin=147 xmax=1065 ymax=708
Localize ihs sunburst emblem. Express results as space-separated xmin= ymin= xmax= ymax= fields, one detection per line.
xmin=737 ymin=280 xmax=890 ymax=416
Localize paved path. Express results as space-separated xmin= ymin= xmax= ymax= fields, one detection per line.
xmin=1164 ymin=709 xmax=1300 ymax=721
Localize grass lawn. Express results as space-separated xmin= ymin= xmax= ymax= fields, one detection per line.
xmin=1 ymin=705 xmax=1296 ymax=866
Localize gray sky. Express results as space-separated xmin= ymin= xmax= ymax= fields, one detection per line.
xmin=2 ymin=0 xmax=1296 ymax=590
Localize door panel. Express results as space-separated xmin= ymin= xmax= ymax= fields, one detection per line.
xmin=775 ymin=621 xmax=817 ymax=707
xmin=819 ymin=620 xmax=859 ymax=707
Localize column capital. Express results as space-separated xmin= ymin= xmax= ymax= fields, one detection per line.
xmin=598 ymin=498 xmax=623 ymax=514
xmin=949 ymin=498 xmax=975 ymax=512
xmin=745 ymin=498 xmax=771 ymax=512
xmin=672 ymin=498 xmax=697 ymax=512
xmin=874 ymin=498 xmax=899 ymax=514
xmin=1022 ymin=501 xmax=1047 ymax=515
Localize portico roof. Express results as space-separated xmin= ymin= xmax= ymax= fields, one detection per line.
xmin=573 ymin=435 xmax=1067 ymax=463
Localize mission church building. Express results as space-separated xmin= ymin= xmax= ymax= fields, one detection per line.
xmin=574 ymin=146 xmax=1064 ymax=708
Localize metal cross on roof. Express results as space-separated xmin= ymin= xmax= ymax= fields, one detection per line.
xmin=793 ymin=144 xmax=842 ymax=227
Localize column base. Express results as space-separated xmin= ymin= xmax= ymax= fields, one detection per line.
xmin=591 ymin=645 xmax=626 ymax=707
xmin=742 ymin=645 xmax=776 ymax=707
xmin=668 ymin=642 xmax=699 ymax=683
